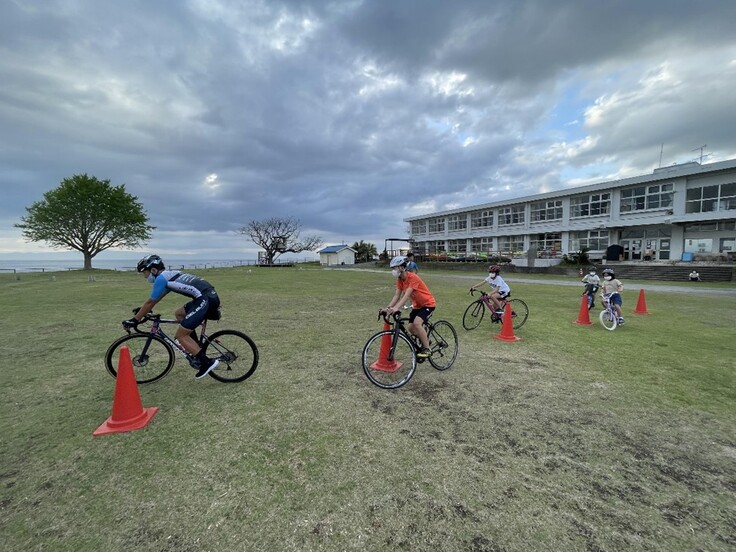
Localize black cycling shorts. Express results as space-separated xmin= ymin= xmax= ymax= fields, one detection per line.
xmin=409 ymin=306 xmax=435 ymax=324
xmin=181 ymin=290 xmax=220 ymax=330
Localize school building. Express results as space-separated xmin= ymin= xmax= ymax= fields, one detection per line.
xmin=405 ymin=158 xmax=736 ymax=265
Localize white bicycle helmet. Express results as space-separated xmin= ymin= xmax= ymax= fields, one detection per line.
xmin=389 ymin=255 xmax=407 ymax=268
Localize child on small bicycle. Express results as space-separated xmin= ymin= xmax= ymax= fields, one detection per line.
xmin=470 ymin=264 xmax=510 ymax=314
xmin=383 ymin=255 xmax=435 ymax=358
xmin=581 ymin=266 xmax=600 ymax=310
xmin=600 ymin=267 xmax=625 ymax=324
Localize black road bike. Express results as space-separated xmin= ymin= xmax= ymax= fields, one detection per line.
xmin=362 ymin=311 xmax=458 ymax=389
xmin=105 ymin=310 xmax=258 ymax=384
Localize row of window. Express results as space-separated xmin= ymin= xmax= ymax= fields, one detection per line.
xmin=410 ymin=183 xmax=735 ymax=235
xmin=419 ymin=231 xmax=609 ymax=254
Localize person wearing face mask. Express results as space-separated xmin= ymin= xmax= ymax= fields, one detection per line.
xmin=470 ymin=264 xmax=511 ymax=315
xmin=122 ymin=254 xmax=221 ymax=378
xmin=581 ymin=266 xmax=601 ymax=310
xmin=383 ymin=255 xmax=436 ymax=358
xmin=599 ymin=268 xmax=625 ymax=324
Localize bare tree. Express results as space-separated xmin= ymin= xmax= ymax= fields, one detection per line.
xmin=240 ymin=217 xmax=322 ymax=265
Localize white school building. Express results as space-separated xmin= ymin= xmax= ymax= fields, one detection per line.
xmin=405 ymin=158 xmax=736 ymax=265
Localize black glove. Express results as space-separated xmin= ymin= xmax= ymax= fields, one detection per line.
xmin=122 ymin=318 xmax=137 ymax=329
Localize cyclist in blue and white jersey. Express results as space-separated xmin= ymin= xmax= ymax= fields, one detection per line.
xmin=122 ymin=255 xmax=220 ymax=379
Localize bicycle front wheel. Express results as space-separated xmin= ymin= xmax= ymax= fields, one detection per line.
xmin=362 ymin=330 xmax=417 ymax=389
xmin=507 ymin=299 xmax=529 ymax=329
xmin=427 ymin=320 xmax=458 ymax=371
xmin=599 ymin=308 xmax=618 ymax=331
xmin=105 ymin=334 xmax=175 ymax=384
xmin=203 ymin=330 xmax=259 ymax=383
xmin=462 ymin=300 xmax=485 ymax=330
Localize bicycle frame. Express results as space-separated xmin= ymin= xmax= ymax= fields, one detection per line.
xmin=136 ymin=315 xmax=209 ymax=362
xmin=476 ymin=291 xmax=507 ymax=319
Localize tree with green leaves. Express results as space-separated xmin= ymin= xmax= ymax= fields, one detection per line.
xmin=240 ymin=216 xmax=322 ymax=265
xmin=351 ymin=240 xmax=378 ymax=263
xmin=16 ymin=174 xmax=154 ymax=270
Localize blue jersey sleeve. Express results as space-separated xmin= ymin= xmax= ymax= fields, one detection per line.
xmin=150 ymin=275 xmax=169 ymax=300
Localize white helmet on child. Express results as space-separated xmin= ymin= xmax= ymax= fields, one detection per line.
xmin=389 ymin=255 xmax=407 ymax=268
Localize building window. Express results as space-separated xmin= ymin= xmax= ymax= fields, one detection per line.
xmin=447 ymin=214 xmax=467 ymax=232
xmin=498 ymin=205 xmax=525 ymax=225
xmin=686 ymin=182 xmax=736 ymax=213
xmin=498 ymin=235 xmax=524 ymax=254
xmin=428 ymin=217 xmax=445 ymax=233
xmin=411 ymin=220 xmax=426 ymax=235
xmin=529 ymin=233 xmax=562 ymax=255
xmin=447 ymin=239 xmax=466 ymax=254
xmin=569 ymin=230 xmax=609 ymax=251
xmin=426 ymin=240 xmax=445 ymax=253
xmin=620 ymin=183 xmax=673 ymax=213
xmin=471 ymin=209 xmax=493 ymax=228
xmin=530 ymin=200 xmax=563 ymax=222
xmin=471 ymin=237 xmax=493 ymax=252
xmin=570 ymin=193 xmax=610 ymax=218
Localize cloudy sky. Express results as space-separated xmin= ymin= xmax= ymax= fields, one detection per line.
xmin=2 ymin=0 xmax=736 ymax=262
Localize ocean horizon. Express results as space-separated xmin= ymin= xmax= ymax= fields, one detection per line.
xmin=0 ymin=257 xmax=276 ymax=273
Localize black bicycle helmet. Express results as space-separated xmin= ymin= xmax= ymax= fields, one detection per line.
xmin=137 ymin=254 xmax=165 ymax=272
xmin=589 ymin=266 xmax=597 ymax=272
xmin=488 ymin=264 xmax=501 ymax=273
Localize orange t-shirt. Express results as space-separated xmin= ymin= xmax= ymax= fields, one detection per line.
xmin=397 ymin=272 xmax=436 ymax=308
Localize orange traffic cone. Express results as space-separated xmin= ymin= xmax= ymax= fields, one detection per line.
xmin=370 ymin=323 xmax=403 ymax=372
xmin=494 ymin=302 xmax=521 ymax=342
xmin=574 ymin=295 xmax=593 ymax=325
xmin=94 ymin=346 xmax=159 ymax=436
xmin=634 ymin=288 xmax=650 ymax=315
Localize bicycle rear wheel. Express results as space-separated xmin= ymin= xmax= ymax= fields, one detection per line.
xmin=362 ymin=330 xmax=417 ymax=389
xmin=203 ymin=330 xmax=259 ymax=383
xmin=427 ymin=320 xmax=458 ymax=371
xmin=462 ymin=300 xmax=485 ymax=330
xmin=507 ymin=299 xmax=529 ymax=329
xmin=599 ymin=308 xmax=618 ymax=331
xmin=105 ymin=334 xmax=175 ymax=384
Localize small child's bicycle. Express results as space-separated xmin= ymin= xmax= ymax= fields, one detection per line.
xmin=462 ymin=289 xmax=529 ymax=331
xmin=105 ymin=309 xmax=258 ymax=384
xmin=362 ymin=311 xmax=458 ymax=389
xmin=599 ymin=293 xmax=621 ymax=331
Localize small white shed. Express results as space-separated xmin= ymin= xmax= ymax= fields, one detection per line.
xmin=318 ymin=245 xmax=357 ymax=266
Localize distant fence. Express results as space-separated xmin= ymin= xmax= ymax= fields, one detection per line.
xmin=0 ymin=258 xmax=317 ymax=275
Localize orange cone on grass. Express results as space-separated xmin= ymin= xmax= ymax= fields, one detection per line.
xmin=634 ymin=288 xmax=650 ymax=315
xmin=494 ymin=301 xmax=521 ymax=342
xmin=94 ymin=346 xmax=158 ymax=436
xmin=574 ymin=295 xmax=593 ymax=325
xmin=370 ymin=322 xmax=403 ymax=372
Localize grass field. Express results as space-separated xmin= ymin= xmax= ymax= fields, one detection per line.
xmin=2 ymin=266 xmax=735 ymax=551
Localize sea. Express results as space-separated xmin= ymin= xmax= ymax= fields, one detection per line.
xmin=0 ymin=258 xmax=261 ymax=273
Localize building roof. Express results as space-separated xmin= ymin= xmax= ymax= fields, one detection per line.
xmin=318 ymin=245 xmax=356 ymax=254
xmin=404 ymin=158 xmax=736 ymax=221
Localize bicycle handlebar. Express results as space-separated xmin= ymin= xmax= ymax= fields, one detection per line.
xmin=122 ymin=308 xmax=163 ymax=334
xmin=468 ymin=289 xmax=488 ymax=296
xmin=377 ymin=309 xmax=402 ymax=324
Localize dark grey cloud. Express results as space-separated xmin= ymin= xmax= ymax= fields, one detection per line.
xmin=2 ymin=0 xmax=735 ymax=258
